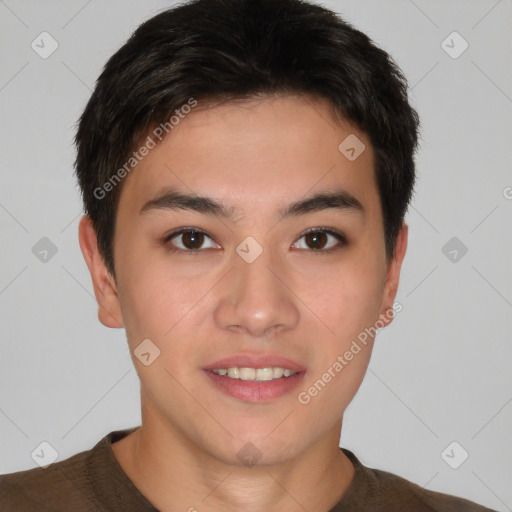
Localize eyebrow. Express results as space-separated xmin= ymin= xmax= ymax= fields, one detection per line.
xmin=139 ymin=187 xmax=365 ymax=220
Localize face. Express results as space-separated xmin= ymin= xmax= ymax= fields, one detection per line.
xmin=80 ymin=95 xmax=407 ymax=466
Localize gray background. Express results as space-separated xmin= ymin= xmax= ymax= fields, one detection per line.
xmin=1 ymin=0 xmax=511 ymax=510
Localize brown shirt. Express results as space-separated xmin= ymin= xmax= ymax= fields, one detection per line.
xmin=0 ymin=427 xmax=496 ymax=511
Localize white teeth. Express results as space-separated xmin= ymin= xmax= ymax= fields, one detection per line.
xmin=239 ymin=367 xmax=256 ymax=380
xmin=227 ymin=367 xmax=239 ymax=379
xmin=256 ymin=367 xmax=274 ymax=381
xmin=212 ymin=367 xmax=297 ymax=381
xmin=273 ymin=367 xmax=284 ymax=378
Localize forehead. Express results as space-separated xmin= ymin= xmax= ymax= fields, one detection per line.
xmin=116 ymin=95 xmax=380 ymax=222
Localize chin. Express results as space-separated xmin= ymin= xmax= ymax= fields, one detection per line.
xmin=208 ymin=431 xmax=302 ymax=468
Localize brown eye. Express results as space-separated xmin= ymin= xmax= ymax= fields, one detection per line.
xmin=304 ymin=231 xmax=328 ymax=250
xmin=181 ymin=231 xmax=204 ymax=249
xmin=292 ymin=228 xmax=346 ymax=253
xmin=166 ymin=229 xmax=220 ymax=252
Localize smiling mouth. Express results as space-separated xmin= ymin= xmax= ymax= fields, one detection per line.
xmin=211 ymin=366 xmax=297 ymax=381
xmin=204 ymin=367 xmax=305 ymax=402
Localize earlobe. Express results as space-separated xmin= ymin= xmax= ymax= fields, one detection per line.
xmin=377 ymin=223 xmax=408 ymax=328
xmin=78 ymin=215 xmax=124 ymax=328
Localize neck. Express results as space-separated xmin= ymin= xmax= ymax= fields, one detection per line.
xmin=112 ymin=416 xmax=354 ymax=512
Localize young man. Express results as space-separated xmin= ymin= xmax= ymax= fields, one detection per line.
xmin=0 ymin=0 xmax=497 ymax=510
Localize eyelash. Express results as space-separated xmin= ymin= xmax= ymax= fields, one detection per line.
xmin=162 ymin=227 xmax=347 ymax=255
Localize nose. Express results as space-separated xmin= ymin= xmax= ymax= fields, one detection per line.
xmin=213 ymin=244 xmax=300 ymax=338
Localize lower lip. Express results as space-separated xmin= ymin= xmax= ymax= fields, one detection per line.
xmin=204 ymin=370 xmax=305 ymax=402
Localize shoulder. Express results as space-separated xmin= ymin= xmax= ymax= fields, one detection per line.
xmin=340 ymin=448 xmax=497 ymax=512
xmin=0 ymin=439 xmax=104 ymax=512
xmin=371 ymin=466 xmax=494 ymax=511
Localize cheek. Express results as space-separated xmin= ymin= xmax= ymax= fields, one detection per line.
xmin=295 ymin=258 xmax=384 ymax=397
xmin=298 ymin=297 xmax=377 ymax=419
xmin=301 ymin=259 xmax=385 ymax=411
xmin=116 ymin=269 xmax=207 ymax=397
xmin=116 ymin=261 xmax=206 ymax=343
xmin=298 ymin=258 xmax=386 ymax=339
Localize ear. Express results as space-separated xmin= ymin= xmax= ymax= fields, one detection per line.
xmin=78 ymin=215 xmax=124 ymax=328
xmin=376 ymin=222 xmax=408 ymax=328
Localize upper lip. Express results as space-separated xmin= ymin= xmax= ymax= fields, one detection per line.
xmin=203 ymin=353 xmax=306 ymax=372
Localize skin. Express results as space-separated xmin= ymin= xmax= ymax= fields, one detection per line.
xmin=79 ymin=94 xmax=408 ymax=512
